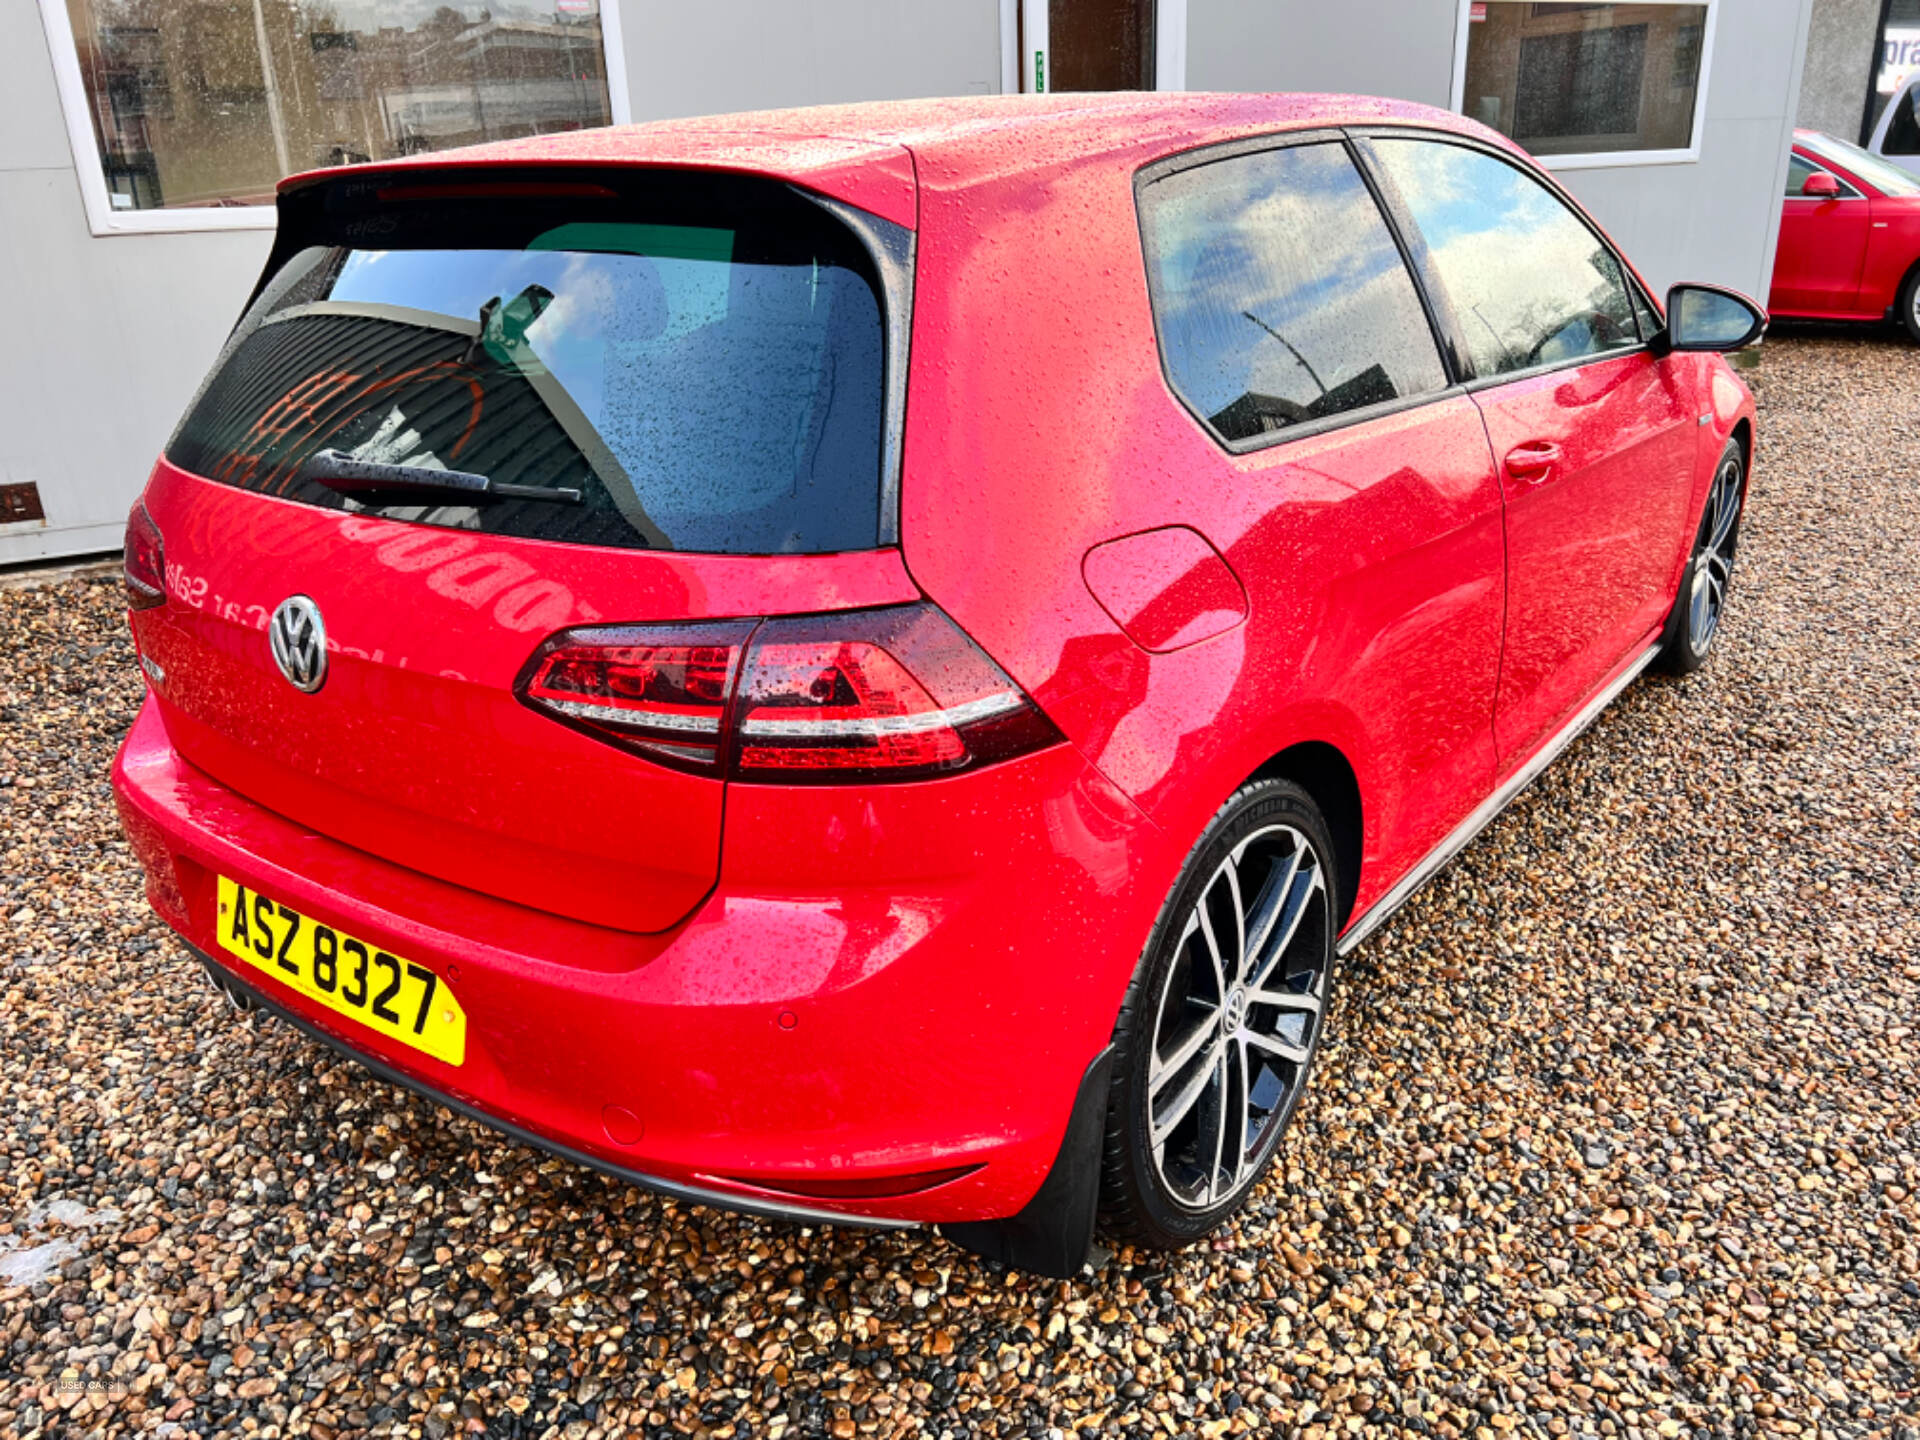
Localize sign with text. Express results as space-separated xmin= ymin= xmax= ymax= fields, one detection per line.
xmin=1880 ymin=28 xmax=1920 ymax=95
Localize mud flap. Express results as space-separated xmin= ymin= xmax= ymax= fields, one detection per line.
xmin=939 ymin=1045 xmax=1113 ymax=1278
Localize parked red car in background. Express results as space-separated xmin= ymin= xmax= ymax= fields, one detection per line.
xmin=113 ymin=94 xmax=1763 ymax=1277
xmin=1772 ymin=128 xmax=1920 ymax=342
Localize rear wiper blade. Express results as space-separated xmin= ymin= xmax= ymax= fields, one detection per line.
xmin=302 ymin=449 xmax=582 ymax=505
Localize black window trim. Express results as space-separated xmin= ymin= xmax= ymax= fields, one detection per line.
xmin=806 ymin=186 xmax=915 ymax=546
xmin=1345 ymin=125 xmax=1667 ymax=396
xmin=1131 ymin=128 xmax=1468 ymax=458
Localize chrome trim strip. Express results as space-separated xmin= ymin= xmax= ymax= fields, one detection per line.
xmin=738 ymin=690 xmax=1024 ymax=739
xmin=1335 ymin=640 xmax=1662 ymax=957
xmin=191 ymin=945 xmax=918 ymax=1231
xmin=535 ymin=697 xmax=722 ymax=734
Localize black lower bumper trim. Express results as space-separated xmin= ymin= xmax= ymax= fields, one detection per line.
xmin=189 ymin=944 xmax=914 ymax=1232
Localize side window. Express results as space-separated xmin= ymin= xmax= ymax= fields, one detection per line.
xmin=1139 ymin=142 xmax=1449 ymax=444
xmin=1787 ymin=154 xmax=1860 ymax=198
xmin=1370 ymin=139 xmax=1640 ymax=380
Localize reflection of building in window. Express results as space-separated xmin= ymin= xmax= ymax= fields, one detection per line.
xmin=1517 ymin=23 xmax=1646 ymax=138
xmin=59 ymin=0 xmax=614 ymax=212
xmin=384 ymin=18 xmax=616 ymax=153
xmin=93 ymin=25 xmax=170 ymax=207
xmin=1670 ymin=23 xmax=1702 ymax=90
xmin=1463 ymin=2 xmax=1709 ymax=156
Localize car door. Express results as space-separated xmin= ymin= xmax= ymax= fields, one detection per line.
xmin=1773 ymin=151 xmax=1872 ymax=315
xmin=1363 ymin=136 xmax=1697 ymax=770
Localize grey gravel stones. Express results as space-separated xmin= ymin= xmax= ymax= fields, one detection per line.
xmin=2 ymin=329 xmax=1917 ymax=1437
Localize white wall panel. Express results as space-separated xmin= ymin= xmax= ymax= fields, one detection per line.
xmin=0 ymin=162 xmax=268 ymax=565
xmin=620 ymin=0 xmax=1002 ymax=119
xmin=1186 ymin=0 xmax=1458 ymax=106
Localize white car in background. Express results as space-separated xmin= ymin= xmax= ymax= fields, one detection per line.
xmin=1872 ymin=69 xmax=1920 ymax=178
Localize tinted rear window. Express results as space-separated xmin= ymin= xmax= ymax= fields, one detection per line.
xmin=168 ymin=173 xmax=891 ymax=554
xmin=1138 ymin=141 xmax=1448 ymax=445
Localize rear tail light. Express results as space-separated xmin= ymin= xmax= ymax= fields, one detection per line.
xmin=123 ymin=502 xmax=166 ymax=610
xmin=732 ymin=605 xmax=1061 ymax=781
xmin=516 ymin=621 xmax=754 ymax=774
xmin=516 ymin=603 xmax=1061 ymax=783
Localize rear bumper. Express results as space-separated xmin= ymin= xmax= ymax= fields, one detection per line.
xmin=188 ymin=944 xmax=900 ymax=1229
xmin=113 ymin=696 xmax=1165 ymax=1225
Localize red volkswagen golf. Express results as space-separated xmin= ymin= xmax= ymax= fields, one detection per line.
xmin=113 ymin=94 xmax=1762 ymax=1276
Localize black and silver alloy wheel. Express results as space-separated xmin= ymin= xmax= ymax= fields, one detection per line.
xmin=1686 ymin=450 xmax=1742 ymax=655
xmin=1101 ymin=779 xmax=1337 ymax=1247
xmin=1149 ymin=824 xmax=1328 ymax=1207
xmin=1899 ymin=266 xmax=1920 ymax=345
xmin=1658 ymin=438 xmax=1744 ymax=676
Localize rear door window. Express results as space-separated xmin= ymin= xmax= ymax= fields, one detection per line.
xmin=1368 ymin=139 xmax=1639 ymax=380
xmin=168 ymin=174 xmax=892 ymax=554
xmin=1137 ymin=141 xmax=1449 ymax=445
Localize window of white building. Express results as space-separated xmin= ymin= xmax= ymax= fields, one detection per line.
xmin=1453 ymin=1 xmax=1716 ymax=169
xmin=41 ymin=0 xmax=628 ymax=234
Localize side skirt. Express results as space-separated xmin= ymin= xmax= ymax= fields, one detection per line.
xmin=1335 ymin=639 xmax=1663 ymax=957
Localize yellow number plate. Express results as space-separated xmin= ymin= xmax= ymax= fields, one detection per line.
xmin=215 ymin=875 xmax=466 ymax=1067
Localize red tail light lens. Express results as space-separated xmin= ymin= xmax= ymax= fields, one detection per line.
xmin=516 ymin=621 xmax=754 ymax=774
xmin=123 ymin=502 xmax=166 ymax=610
xmin=516 ymin=604 xmax=1061 ymax=783
xmin=733 ymin=604 xmax=1061 ymax=782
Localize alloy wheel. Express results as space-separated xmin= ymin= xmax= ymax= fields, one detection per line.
xmin=1146 ymin=824 xmax=1331 ymax=1210
xmin=1686 ymin=453 xmax=1742 ymax=655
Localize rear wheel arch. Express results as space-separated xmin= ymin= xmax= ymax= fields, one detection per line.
xmin=1729 ymin=417 xmax=1752 ymax=477
xmin=1247 ymin=741 xmax=1363 ymax=931
xmin=1726 ymin=416 xmax=1754 ymax=517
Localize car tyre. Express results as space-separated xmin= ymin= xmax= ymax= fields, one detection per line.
xmin=1900 ymin=266 xmax=1920 ymax=346
xmin=1099 ymin=778 xmax=1337 ymax=1249
xmin=1656 ymin=438 xmax=1744 ymax=676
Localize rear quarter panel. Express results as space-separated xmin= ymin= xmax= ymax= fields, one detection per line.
xmin=897 ymin=131 xmax=1508 ymax=958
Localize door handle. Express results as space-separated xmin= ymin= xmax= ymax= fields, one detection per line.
xmin=1504 ymin=441 xmax=1562 ymax=481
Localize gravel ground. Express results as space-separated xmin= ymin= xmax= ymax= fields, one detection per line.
xmin=2 ymin=331 xmax=1917 ymax=1440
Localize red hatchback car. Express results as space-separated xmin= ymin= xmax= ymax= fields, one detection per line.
xmin=1772 ymin=128 xmax=1920 ymax=342
xmin=113 ymin=94 xmax=1762 ymax=1276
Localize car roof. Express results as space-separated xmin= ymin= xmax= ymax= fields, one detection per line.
xmin=278 ymin=93 xmax=1513 ymax=210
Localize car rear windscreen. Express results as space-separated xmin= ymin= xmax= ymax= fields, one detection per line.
xmin=167 ymin=173 xmax=891 ymax=554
